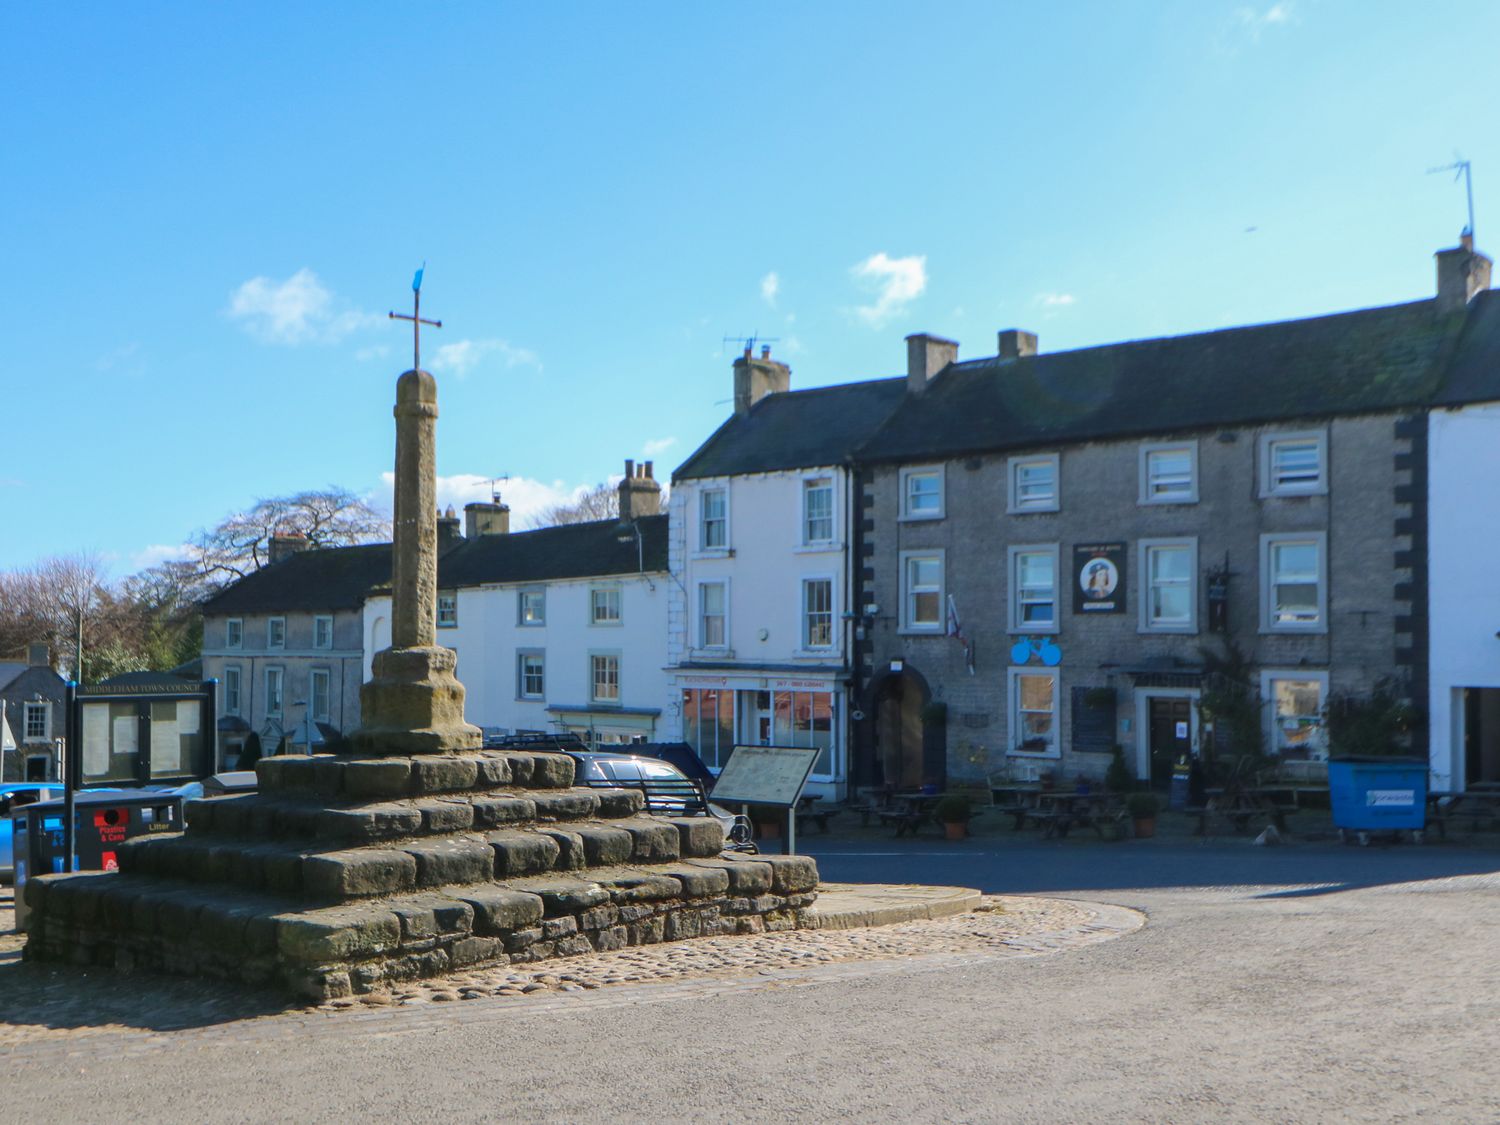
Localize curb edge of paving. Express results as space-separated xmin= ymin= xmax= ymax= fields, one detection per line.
xmin=803 ymin=883 xmax=985 ymax=930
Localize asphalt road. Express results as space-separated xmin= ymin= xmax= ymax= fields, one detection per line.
xmin=7 ymin=835 xmax=1500 ymax=1123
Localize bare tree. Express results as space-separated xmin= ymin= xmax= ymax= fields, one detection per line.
xmin=526 ymin=482 xmax=620 ymax=528
xmin=0 ymin=552 xmax=113 ymax=678
xmin=191 ymin=487 xmax=391 ymax=586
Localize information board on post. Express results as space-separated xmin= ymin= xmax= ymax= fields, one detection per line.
xmin=710 ymin=744 xmax=821 ymax=808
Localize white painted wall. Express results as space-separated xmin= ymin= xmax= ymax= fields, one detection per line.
xmin=363 ymin=572 xmax=670 ymax=741
xmin=1428 ymin=402 xmax=1500 ymax=790
xmin=669 ymin=468 xmax=849 ymax=672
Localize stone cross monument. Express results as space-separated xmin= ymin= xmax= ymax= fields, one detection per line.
xmin=348 ymin=278 xmax=481 ymax=755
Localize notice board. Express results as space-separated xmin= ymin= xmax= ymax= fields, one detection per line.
xmin=710 ymin=745 xmax=820 ymax=808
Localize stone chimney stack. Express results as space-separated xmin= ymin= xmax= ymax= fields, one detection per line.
xmin=464 ymin=500 xmax=510 ymax=537
xmin=617 ymin=459 xmax=662 ymax=520
xmin=26 ymin=642 xmax=48 ymax=668
xmin=436 ymin=506 xmax=462 ymax=550
xmin=1436 ymin=233 xmax=1493 ymax=314
xmin=906 ymin=333 xmax=959 ymax=394
xmin=268 ymin=532 xmax=312 ymax=565
xmin=998 ymin=329 xmax=1039 ymax=360
xmin=732 ymin=345 xmax=791 ymax=416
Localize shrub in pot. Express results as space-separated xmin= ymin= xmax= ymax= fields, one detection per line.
xmin=1127 ymin=792 xmax=1161 ymax=838
xmin=932 ymin=795 xmax=973 ymax=840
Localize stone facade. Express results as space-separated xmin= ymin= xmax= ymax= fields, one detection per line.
xmin=23 ymin=749 xmax=819 ymax=998
xmin=856 ymin=413 xmax=1414 ymax=786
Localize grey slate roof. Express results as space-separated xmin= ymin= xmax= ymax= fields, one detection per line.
xmin=858 ymin=296 xmax=1492 ymax=463
xmin=673 ymin=377 xmax=907 ymax=480
xmin=202 ymin=544 xmax=393 ymax=616
xmin=1433 ymin=290 xmax=1500 ymax=406
xmin=202 ymin=515 xmax=671 ymax=615
xmin=435 ymin=514 xmax=668 ymax=589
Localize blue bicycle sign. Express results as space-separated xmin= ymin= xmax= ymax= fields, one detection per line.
xmin=1010 ymin=635 xmax=1062 ymax=667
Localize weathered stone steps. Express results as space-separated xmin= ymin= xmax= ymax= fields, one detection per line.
xmin=253 ymin=750 xmax=577 ymax=800
xmin=24 ymin=853 xmax=821 ymax=997
xmin=184 ymin=785 xmax=647 ymax=844
xmin=116 ymin=816 xmax=727 ymax=903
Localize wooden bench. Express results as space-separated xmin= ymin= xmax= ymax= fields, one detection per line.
xmin=795 ymin=804 xmax=840 ymax=834
xmin=877 ymin=809 xmax=927 ymax=837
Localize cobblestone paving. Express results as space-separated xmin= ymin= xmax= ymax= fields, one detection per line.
xmin=0 ymin=892 xmax=1140 ymax=1060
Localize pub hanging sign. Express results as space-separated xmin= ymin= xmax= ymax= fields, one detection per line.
xmin=1074 ymin=542 xmax=1126 ymax=615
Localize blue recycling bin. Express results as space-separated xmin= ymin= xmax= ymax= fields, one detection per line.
xmin=1326 ymin=757 xmax=1428 ymax=833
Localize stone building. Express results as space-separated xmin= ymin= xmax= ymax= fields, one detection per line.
xmin=0 ymin=644 xmax=67 ymax=781
xmin=200 ymin=537 xmax=392 ymax=765
xmin=848 ymin=239 xmax=1500 ymax=788
xmin=666 ymin=346 xmax=907 ymax=800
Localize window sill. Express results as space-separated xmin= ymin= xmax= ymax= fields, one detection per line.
xmin=897 ymin=626 xmax=943 ymax=636
xmin=1007 ymin=625 xmax=1060 ymax=635
xmin=1006 ymin=747 xmax=1061 ymax=760
xmin=1006 ymin=505 xmax=1060 ymax=516
xmin=898 ymin=513 xmax=944 ymax=523
xmin=794 ymin=648 xmax=838 ymax=658
xmin=794 ymin=543 xmax=842 ymax=554
xmin=1139 ymin=624 xmax=1198 ymax=635
xmin=589 ymin=621 xmax=624 ymax=628
xmin=1260 ymin=487 xmax=1327 ymax=499
xmin=517 ymin=622 xmax=547 ymax=628
xmin=1137 ymin=496 xmax=1199 ymax=506
xmin=1260 ymin=624 xmax=1328 ymax=636
xmin=692 ymin=549 xmax=733 ymax=561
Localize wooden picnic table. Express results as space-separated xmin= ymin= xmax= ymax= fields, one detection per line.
xmin=1188 ymin=786 xmax=1297 ymax=835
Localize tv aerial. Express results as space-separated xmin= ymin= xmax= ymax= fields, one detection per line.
xmin=1428 ymin=156 xmax=1476 ymax=240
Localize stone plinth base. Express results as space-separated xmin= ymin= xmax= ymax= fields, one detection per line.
xmin=21 ymin=749 xmax=820 ymax=999
xmin=348 ymin=646 xmax=481 ymax=755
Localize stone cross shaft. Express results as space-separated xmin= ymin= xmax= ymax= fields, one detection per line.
xmin=391 ymin=370 xmax=439 ymax=649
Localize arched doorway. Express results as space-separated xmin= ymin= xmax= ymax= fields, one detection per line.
xmin=859 ymin=663 xmax=943 ymax=791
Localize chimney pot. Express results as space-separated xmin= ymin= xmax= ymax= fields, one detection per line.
xmin=998 ymin=329 xmax=1039 ymax=360
xmin=761 ymin=344 xmax=771 ymax=359
xmin=905 ymin=333 xmax=959 ymax=395
xmin=643 ymin=461 xmax=653 ymax=479
xmin=617 ymin=452 xmax=663 ymax=520
xmin=1435 ymin=237 xmax=1493 ymax=313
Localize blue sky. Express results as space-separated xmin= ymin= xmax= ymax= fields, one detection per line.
xmin=4 ymin=1 xmax=1495 ymax=573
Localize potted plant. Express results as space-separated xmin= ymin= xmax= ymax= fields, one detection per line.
xmin=932 ymin=795 xmax=973 ymax=840
xmin=1127 ymin=792 xmax=1160 ymax=838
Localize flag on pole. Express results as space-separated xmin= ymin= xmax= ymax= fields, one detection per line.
xmin=412 ymin=263 xmax=425 ymax=293
xmin=947 ymin=594 xmax=976 ymax=676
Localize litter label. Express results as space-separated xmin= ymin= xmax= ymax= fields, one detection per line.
xmin=1366 ymin=789 xmax=1415 ymax=807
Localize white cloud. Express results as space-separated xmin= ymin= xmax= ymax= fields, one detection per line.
xmin=851 ymin=252 xmax=927 ymax=326
xmin=1236 ymin=2 xmax=1295 ymax=39
xmin=1037 ymin=292 xmax=1077 ymax=307
xmin=430 ymin=338 xmax=541 ymax=378
xmin=760 ymin=271 xmax=780 ymax=306
xmin=226 ymin=268 xmax=377 ymax=345
xmin=378 ymin=472 xmax=583 ymax=526
xmin=642 ymin=437 xmax=677 ymax=457
xmin=130 ymin=543 xmax=193 ymax=570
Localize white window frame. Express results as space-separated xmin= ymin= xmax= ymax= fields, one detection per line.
xmin=700 ymin=487 xmax=729 ymax=551
xmin=310 ymin=668 xmax=331 ymax=724
xmin=224 ymin=666 xmax=242 ymax=716
xmin=802 ymin=576 xmax=836 ymax=650
xmin=1138 ymin=537 xmax=1199 ymax=634
xmin=23 ymin=701 xmax=49 ymax=742
xmin=698 ymin=580 xmax=728 ymax=650
xmin=265 ymin=667 xmax=285 ymax=719
xmin=1259 ymin=429 xmax=1328 ymax=497
xmin=1259 ymin=669 xmax=1330 ymax=760
xmin=1008 ymin=544 xmax=1060 ymax=634
xmin=518 ymin=587 xmax=546 ymax=626
xmin=267 ymin=617 xmax=286 ymax=649
xmin=517 ymin=650 xmax=545 ymax=701
xmin=1259 ymin=531 xmax=1328 ymax=633
xmin=1008 ymin=667 xmax=1060 ymax=759
xmin=436 ymin=591 xmax=458 ymax=628
xmin=898 ymin=549 xmax=945 ymax=634
xmin=226 ymin=618 xmax=243 ymax=649
xmin=1007 ymin=453 xmax=1060 ymax=514
xmin=802 ymin=476 xmax=836 ymax=546
xmin=590 ymin=586 xmax=622 ymax=626
xmin=1139 ymin=440 xmax=1199 ymax=505
xmin=312 ymin=615 xmax=333 ymax=650
xmin=899 ymin=465 xmax=945 ymax=521
xmin=590 ymin=652 xmax=621 ymax=704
